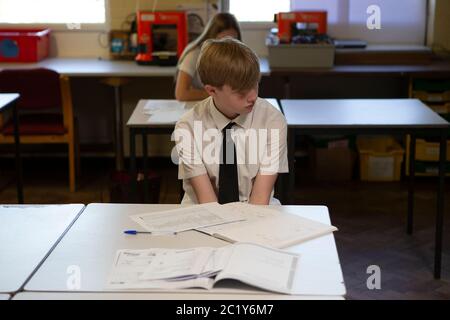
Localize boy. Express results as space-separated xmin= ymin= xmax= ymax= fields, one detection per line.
xmin=173 ymin=38 xmax=288 ymax=205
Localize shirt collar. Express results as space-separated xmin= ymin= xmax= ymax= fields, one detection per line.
xmin=208 ymin=97 xmax=253 ymax=131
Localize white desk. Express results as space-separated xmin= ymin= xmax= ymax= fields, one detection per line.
xmin=281 ymin=99 xmax=449 ymax=279
xmin=0 ymin=294 xmax=10 ymax=300
xmin=0 ymin=204 xmax=85 ymax=294
xmin=25 ymin=203 xmax=346 ymax=299
xmin=13 ymin=292 xmax=343 ymax=300
xmin=127 ymin=98 xmax=282 ymax=128
xmin=126 ymin=98 xmax=283 ymax=203
xmin=0 ymin=58 xmax=271 ymax=77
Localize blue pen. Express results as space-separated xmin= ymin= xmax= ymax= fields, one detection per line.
xmin=124 ymin=230 xmax=151 ymax=235
xmin=124 ymin=230 xmax=177 ymax=235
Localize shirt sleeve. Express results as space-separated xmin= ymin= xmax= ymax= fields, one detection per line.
xmin=259 ymin=112 xmax=289 ymax=175
xmin=174 ymin=121 xmax=208 ymax=180
xmin=178 ymin=49 xmax=197 ymax=78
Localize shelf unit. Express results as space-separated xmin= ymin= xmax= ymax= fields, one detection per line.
xmin=406 ymin=77 xmax=450 ymax=176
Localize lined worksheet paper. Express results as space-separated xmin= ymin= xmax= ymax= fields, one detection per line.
xmin=130 ymin=203 xmax=244 ymax=233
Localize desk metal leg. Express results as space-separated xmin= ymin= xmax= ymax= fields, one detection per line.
xmin=142 ymin=133 xmax=149 ymax=203
xmin=283 ymin=76 xmax=291 ymax=99
xmin=287 ymin=128 xmax=296 ymax=205
xmin=101 ymin=77 xmax=129 ymax=172
xmin=12 ymin=101 xmax=23 ymax=204
xmin=407 ymin=133 xmax=416 ymax=234
xmin=129 ymin=128 xmax=137 ymax=203
xmin=435 ymin=129 xmax=447 ymax=279
xmin=113 ymin=85 xmax=124 ymax=171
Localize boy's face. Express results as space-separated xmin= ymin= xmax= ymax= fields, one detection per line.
xmin=206 ymin=84 xmax=258 ymax=119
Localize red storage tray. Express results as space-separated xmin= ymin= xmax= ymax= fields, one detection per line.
xmin=0 ymin=28 xmax=51 ymax=62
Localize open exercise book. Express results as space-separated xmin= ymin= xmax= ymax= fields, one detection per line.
xmin=130 ymin=202 xmax=337 ymax=249
xmin=105 ymin=243 xmax=299 ymax=294
xmin=197 ymin=203 xmax=338 ymax=249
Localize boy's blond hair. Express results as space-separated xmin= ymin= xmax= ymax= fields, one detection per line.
xmin=197 ymin=37 xmax=260 ymax=93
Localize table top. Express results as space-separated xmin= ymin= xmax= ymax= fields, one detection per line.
xmin=25 ymin=203 xmax=346 ymax=298
xmin=13 ymin=292 xmax=343 ymax=300
xmin=270 ymin=62 xmax=450 ymax=76
xmin=2 ymin=57 xmax=450 ymax=78
xmin=127 ymin=98 xmax=282 ymax=128
xmin=0 ymin=204 xmax=85 ymax=293
xmin=0 ymin=93 xmax=20 ymax=111
xmin=281 ymin=99 xmax=450 ymax=129
xmin=0 ymin=294 xmax=10 ymax=300
xmin=0 ymin=58 xmax=271 ymax=77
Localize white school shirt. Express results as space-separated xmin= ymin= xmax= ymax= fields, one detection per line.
xmin=174 ymin=96 xmax=289 ymax=205
xmin=177 ymin=47 xmax=203 ymax=90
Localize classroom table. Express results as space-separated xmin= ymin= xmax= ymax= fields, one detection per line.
xmin=281 ymin=99 xmax=450 ymax=279
xmin=0 ymin=94 xmax=22 ymax=204
xmin=24 ymin=203 xmax=346 ymax=299
xmin=127 ymin=98 xmax=283 ymax=203
xmin=0 ymin=204 xmax=85 ymax=294
xmin=13 ymin=292 xmax=343 ymax=300
xmin=0 ymin=58 xmax=271 ymax=77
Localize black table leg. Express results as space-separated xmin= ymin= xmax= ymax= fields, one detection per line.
xmin=435 ymin=129 xmax=447 ymax=279
xmin=12 ymin=101 xmax=23 ymax=204
xmin=407 ymin=133 xmax=416 ymax=235
xmin=129 ymin=128 xmax=137 ymax=203
xmin=142 ymin=133 xmax=149 ymax=203
xmin=283 ymin=76 xmax=291 ymax=99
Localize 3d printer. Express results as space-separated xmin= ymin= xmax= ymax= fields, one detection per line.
xmin=135 ymin=11 xmax=188 ymax=66
xmin=268 ymin=11 xmax=334 ymax=68
xmin=276 ymin=11 xmax=328 ymax=44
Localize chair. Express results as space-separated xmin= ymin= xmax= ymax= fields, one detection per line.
xmin=0 ymin=68 xmax=79 ymax=192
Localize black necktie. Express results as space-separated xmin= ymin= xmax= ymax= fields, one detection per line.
xmin=218 ymin=122 xmax=240 ymax=204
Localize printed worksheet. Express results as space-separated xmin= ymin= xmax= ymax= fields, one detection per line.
xmin=106 ymin=243 xmax=300 ymax=294
xmin=105 ymin=249 xmax=215 ymax=290
xmin=130 ymin=203 xmax=245 ymax=233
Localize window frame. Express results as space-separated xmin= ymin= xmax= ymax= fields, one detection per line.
xmin=222 ymin=0 xmax=287 ymax=28
xmin=0 ymin=0 xmax=110 ymax=32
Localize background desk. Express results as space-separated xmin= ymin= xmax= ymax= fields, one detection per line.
xmin=0 ymin=204 xmax=85 ymax=294
xmin=126 ymin=99 xmax=282 ymax=203
xmin=281 ymin=98 xmax=449 ymax=279
xmin=25 ymin=203 xmax=346 ymax=298
xmin=0 ymin=58 xmax=270 ymax=77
